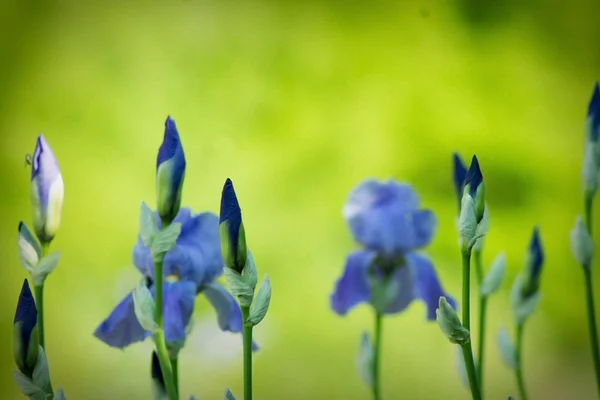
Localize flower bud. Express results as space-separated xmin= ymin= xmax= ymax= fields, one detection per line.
xmin=13 ymin=279 xmax=39 ymax=377
xmin=463 ymin=155 xmax=485 ymax=224
xmin=570 ymin=216 xmax=593 ymax=268
xmin=156 ymin=116 xmax=186 ymax=226
xmin=30 ymin=134 xmax=64 ymax=244
xmin=520 ymin=227 xmax=544 ymax=298
xmin=452 ymin=153 xmax=468 ymax=211
xmin=583 ymin=83 xmax=600 ymax=198
xmin=151 ymin=351 xmax=167 ymax=399
xmin=436 ymin=296 xmax=470 ymax=345
xmin=219 ymin=178 xmax=247 ymax=273
xmin=17 ymin=222 xmax=41 ymax=271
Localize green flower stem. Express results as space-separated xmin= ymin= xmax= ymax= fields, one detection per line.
xmin=241 ymin=305 xmax=253 ymax=400
xmin=473 ymin=249 xmax=488 ymax=393
xmin=372 ymin=311 xmax=383 ymax=400
xmin=583 ymin=194 xmax=600 ymax=394
xmin=462 ymin=251 xmax=482 ymax=400
xmin=170 ymin=357 xmax=179 ymax=395
xmin=36 ymin=244 xmax=54 ymax=397
xmin=153 ymin=329 xmax=178 ymax=400
xmin=153 ymin=220 xmax=178 ymax=400
xmin=515 ymin=322 xmax=527 ymax=400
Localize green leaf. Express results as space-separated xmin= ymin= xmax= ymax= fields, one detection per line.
xmin=497 ymin=327 xmax=517 ymax=370
xmin=140 ymin=202 xmax=158 ymax=248
xmin=480 ymin=252 xmax=506 ymax=297
xmin=356 ymin=331 xmax=374 ymax=388
xmin=31 ymin=347 xmax=50 ymax=392
xmin=31 ymin=252 xmax=61 ymax=286
xmin=247 ymin=274 xmax=271 ymax=326
xmin=224 ymin=251 xmax=258 ymax=307
xmin=132 ymin=281 xmax=158 ymax=332
xmin=13 ymin=370 xmax=44 ymax=397
xmin=224 ymin=388 xmax=236 ymax=400
xmin=151 ymin=222 xmax=181 ymax=259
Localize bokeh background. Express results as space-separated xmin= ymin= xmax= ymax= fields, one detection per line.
xmin=1 ymin=0 xmax=599 ymax=399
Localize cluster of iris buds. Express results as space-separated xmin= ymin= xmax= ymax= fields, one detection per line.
xmin=10 ymin=83 xmax=600 ymax=400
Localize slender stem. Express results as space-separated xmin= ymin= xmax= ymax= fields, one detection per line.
xmin=34 ymin=284 xmax=46 ymax=350
xmin=473 ymin=249 xmax=487 ymax=393
xmin=461 ymin=343 xmax=482 ymax=400
xmin=583 ymin=193 xmax=600 ymax=394
xmin=170 ymin=357 xmax=179 ymax=396
xmin=372 ymin=311 xmax=383 ymax=400
xmin=241 ymin=305 xmax=253 ymax=400
xmin=154 ymin=258 xmax=164 ymax=326
xmin=153 ymin=330 xmax=178 ymax=400
xmin=461 ymin=250 xmax=482 ymax=400
xmin=515 ymin=323 xmax=527 ymax=400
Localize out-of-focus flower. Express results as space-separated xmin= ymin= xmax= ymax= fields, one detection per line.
xmin=331 ymin=179 xmax=456 ymax=318
xmin=94 ymin=208 xmax=247 ymax=350
xmin=30 ymin=135 xmax=63 ymax=244
xmin=520 ymin=228 xmax=544 ymax=298
xmin=13 ymin=279 xmax=39 ymax=377
xmin=156 ymin=117 xmax=186 ymax=226
xmin=583 ymin=83 xmax=600 ymax=197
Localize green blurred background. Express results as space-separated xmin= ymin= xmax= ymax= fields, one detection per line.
xmin=1 ymin=0 xmax=599 ymax=398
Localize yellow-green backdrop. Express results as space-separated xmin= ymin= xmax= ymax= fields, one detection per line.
xmin=1 ymin=0 xmax=599 ymax=399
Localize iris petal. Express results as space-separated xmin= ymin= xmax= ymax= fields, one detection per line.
xmin=331 ymin=250 xmax=375 ymax=315
xmin=94 ymin=292 xmax=148 ymax=349
xmin=408 ymin=253 xmax=457 ymax=320
xmin=160 ymin=281 xmax=197 ymax=344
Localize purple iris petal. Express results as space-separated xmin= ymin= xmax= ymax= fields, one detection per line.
xmin=133 ymin=209 xmax=223 ymax=286
xmin=343 ymin=179 xmax=436 ymax=255
xmin=331 ymin=250 xmax=375 ymax=315
xmin=94 ymin=292 xmax=148 ymax=349
xmin=159 ymin=281 xmax=196 ymax=343
xmin=203 ymin=282 xmax=259 ymax=351
xmin=407 ymin=253 xmax=457 ymax=320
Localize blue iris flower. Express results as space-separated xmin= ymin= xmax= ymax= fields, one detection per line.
xmin=94 ymin=208 xmax=247 ymax=349
xmin=331 ymin=179 xmax=456 ymax=318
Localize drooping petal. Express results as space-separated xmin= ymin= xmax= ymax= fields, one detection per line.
xmin=203 ymin=282 xmax=242 ymax=332
xmin=331 ymin=250 xmax=375 ymax=315
xmin=160 ymin=281 xmax=197 ymax=344
xmin=407 ymin=253 xmax=457 ymax=320
xmin=203 ymin=282 xmax=259 ymax=351
xmin=94 ymin=292 xmax=149 ymax=349
xmin=343 ymin=179 xmax=436 ymax=254
xmin=133 ymin=209 xmax=223 ymax=287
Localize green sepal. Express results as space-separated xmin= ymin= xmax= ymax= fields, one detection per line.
xmin=132 ymin=281 xmax=159 ymax=333
xmin=480 ymin=252 xmax=506 ymax=297
xmin=436 ymin=297 xmax=470 ymax=345
xmin=151 ymin=222 xmax=182 ymax=259
xmin=247 ymin=274 xmax=271 ymax=326
xmin=224 ymin=251 xmax=258 ymax=307
xmin=13 ymin=346 xmax=52 ymax=399
xmin=140 ymin=202 xmax=159 ymax=247
xmin=30 ymin=251 xmax=61 ymax=287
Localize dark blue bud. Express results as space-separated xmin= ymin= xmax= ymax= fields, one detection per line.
xmin=151 ymin=351 xmax=165 ymax=389
xmin=452 ymin=153 xmax=468 ymax=210
xmin=13 ymin=279 xmax=39 ymax=376
xmin=465 ymin=155 xmax=483 ymax=197
xmin=588 ymin=82 xmax=600 ymax=143
xmin=521 ymin=227 xmax=544 ymax=298
xmin=156 ymin=116 xmax=186 ymax=225
xmin=219 ymin=178 xmax=247 ymax=273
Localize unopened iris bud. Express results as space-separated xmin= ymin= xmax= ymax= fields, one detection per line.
xmin=583 ymin=83 xmax=600 ymax=197
xmin=570 ymin=216 xmax=594 ymax=268
xmin=13 ymin=279 xmax=39 ymax=377
xmin=463 ymin=155 xmax=485 ymax=224
xmin=520 ymin=227 xmax=544 ymax=298
xmin=30 ymin=134 xmax=64 ymax=244
xmin=219 ymin=178 xmax=247 ymax=273
xmin=156 ymin=116 xmax=186 ymax=226
xmin=436 ymin=297 xmax=470 ymax=345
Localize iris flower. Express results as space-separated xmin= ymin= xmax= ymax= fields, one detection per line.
xmin=94 ymin=208 xmax=245 ymax=349
xmin=331 ymin=179 xmax=456 ymax=319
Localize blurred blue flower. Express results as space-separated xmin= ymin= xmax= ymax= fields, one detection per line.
xmin=94 ymin=208 xmax=247 ymax=349
xmin=521 ymin=227 xmax=544 ymax=298
xmin=331 ymin=179 xmax=456 ymax=318
xmin=452 ymin=153 xmax=468 ymax=210
xmin=30 ymin=134 xmax=64 ymax=244
xmin=14 ymin=279 xmax=39 ymax=376
xmin=156 ymin=116 xmax=186 ymax=225
xmin=588 ymin=82 xmax=600 ymax=143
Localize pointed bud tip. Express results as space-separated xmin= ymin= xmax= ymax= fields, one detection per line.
xmin=465 ymin=155 xmax=483 ymax=190
xmin=220 ymin=178 xmax=241 ymax=224
xmin=589 ymin=82 xmax=600 ymax=116
xmin=14 ymin=279 xmax=37 ymax=325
